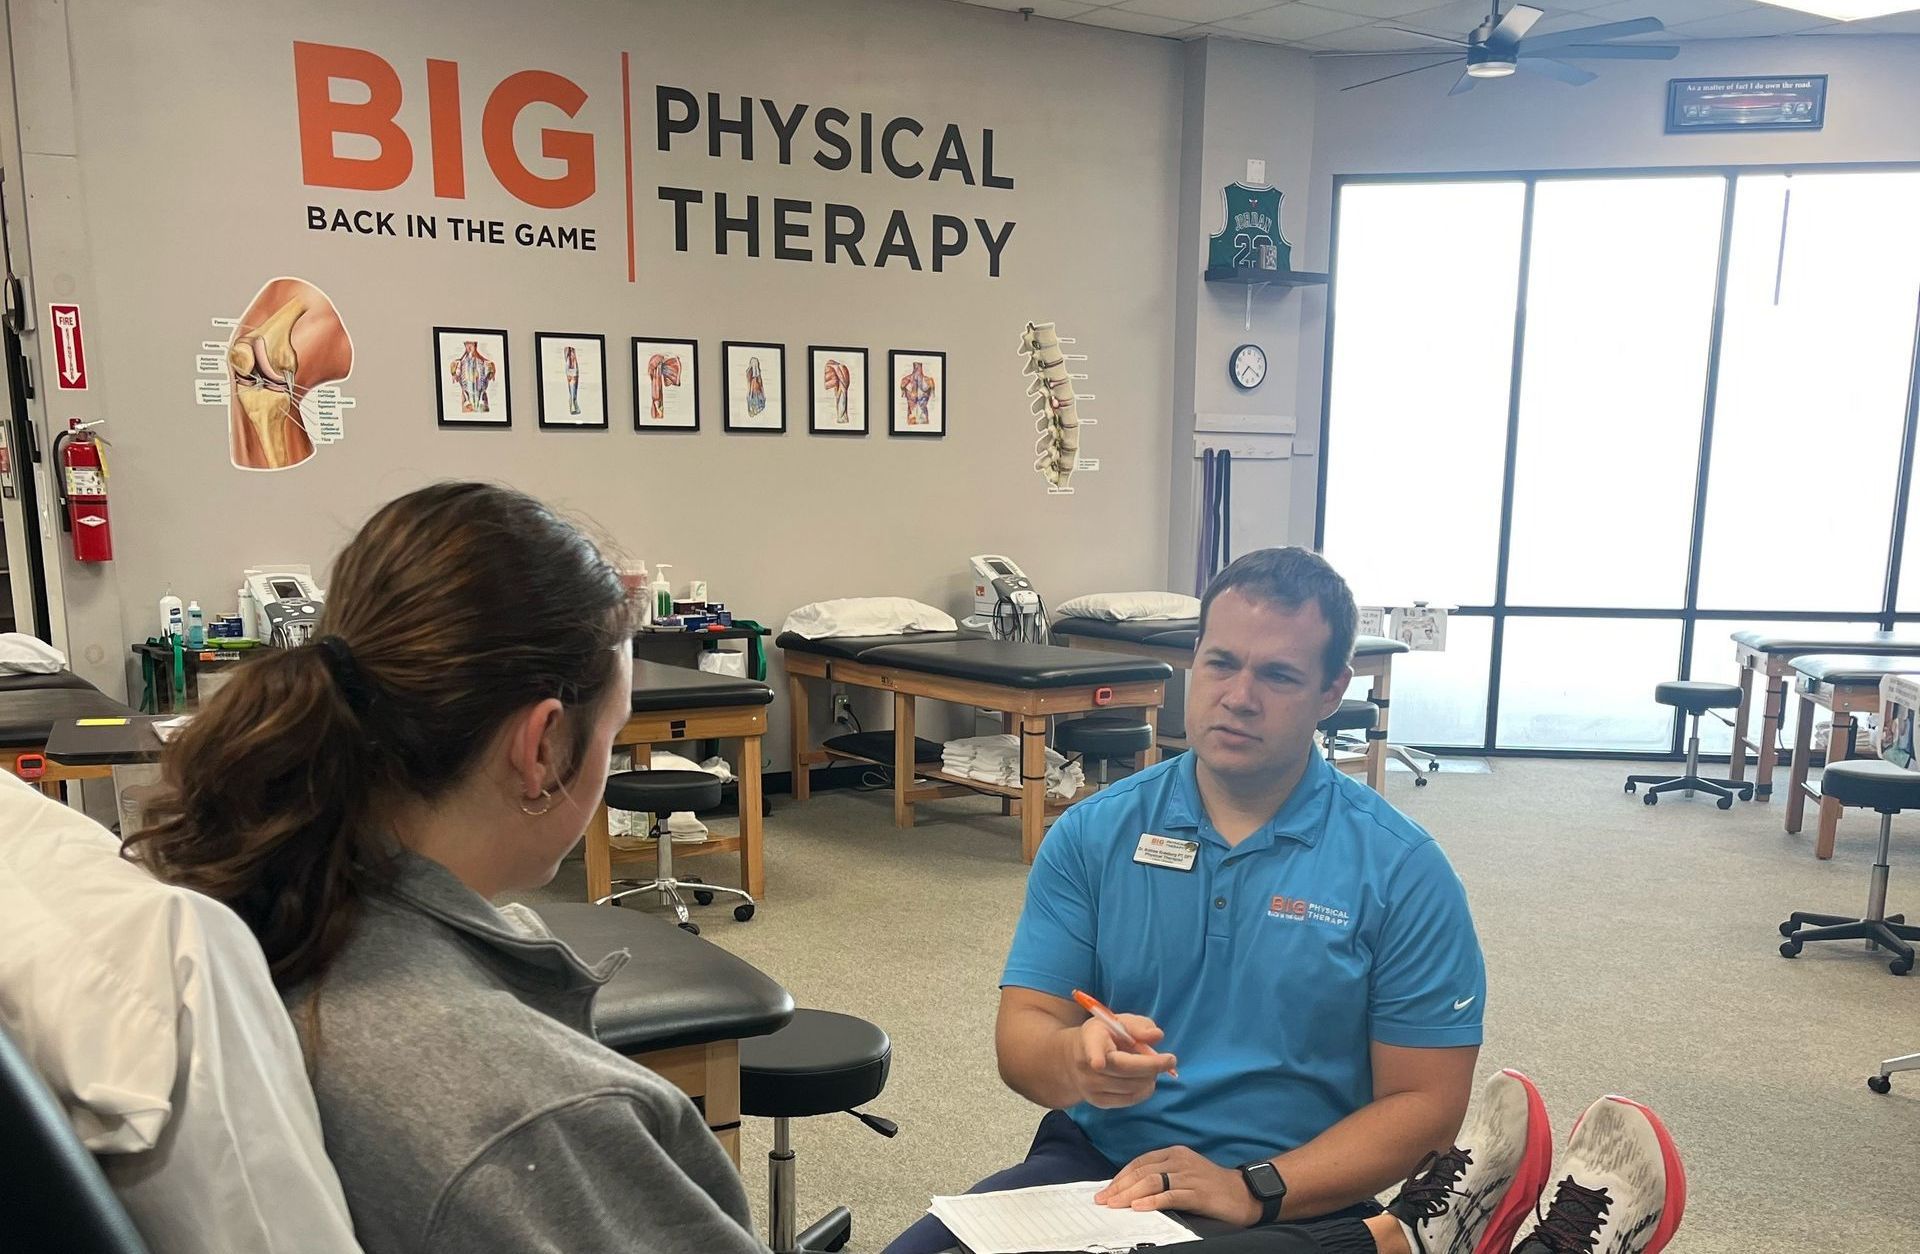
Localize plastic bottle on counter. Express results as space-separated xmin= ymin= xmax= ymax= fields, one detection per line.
xmin=186 ymin=601 xmax=206 ymax=648
xmin=652 ymin=565 xmax=674 ymax=624
xmin=237 ymin=585 xmax=256 ymax=641
xmin=632 ymin=560 xmax=653 ymax=628
xmin=160 ymin=592 xmax=184 ymax=641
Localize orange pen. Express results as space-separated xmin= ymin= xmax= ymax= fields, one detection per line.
xmin=1073 ymin=989 xmax=1177 ymax=1078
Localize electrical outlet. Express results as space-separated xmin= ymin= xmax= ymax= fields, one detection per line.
xmin=832 ymin=693 xmax=853 ymax=726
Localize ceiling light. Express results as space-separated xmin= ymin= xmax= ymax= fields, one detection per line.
xmin=1466 ymin=59 xmax=1517 ymax=77
xmin=1755 ymin=0 xmax=1920 ymax=18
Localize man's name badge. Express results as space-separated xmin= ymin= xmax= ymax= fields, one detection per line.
xmin=1133 ymin=833 xmax=1199 ymax=871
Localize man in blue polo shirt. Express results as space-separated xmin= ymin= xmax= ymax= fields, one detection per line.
xmin=886 ymin=547 xmax=1488 ymax=1254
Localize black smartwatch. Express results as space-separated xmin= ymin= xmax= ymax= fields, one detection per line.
xmin=1238 ymin=1160 xmax=1287 ymax=1224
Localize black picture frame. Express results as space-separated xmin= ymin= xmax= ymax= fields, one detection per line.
xmin=722 ymin=340 xmax=787 ymax=434
xmin=888 ymin=349 xmax=946 ymax=438
xmin=433 ymin=327 xmax=511 ymax=429
xmin=808 ymin=345 xmax=869 ymax=436
xmin=631 ymin=337 xmax=701 ymax=432
xmin=534 ymin=332 xmax=610 ymax=431
xmin=1666 ymin=75 xmax=1827 ymax=134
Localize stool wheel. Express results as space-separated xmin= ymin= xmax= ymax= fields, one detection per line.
xmin=1779 ymin=920 xmax=1799 ymax=938
xmin=1414 ymin=776 xmax=1430 ymax=788
xmin=695 ymin=890 xmax=715 ymax=906
xmin=680 ymin=920 xmax=701 ymax=936
xmin=1624 ymin=781 xmax=1637 ymax=794
xmin=1428 ymin=760 xmax=1441 ymax=773
xmin=1780 ymin=939 xmax=1802 ymax=958
xmin=1870 ymin=1074 xmax=1893 ymax=1094
xmin=1717 ymin=795 xmax=1733 ymax=811
xmin=1739 ymin=786 xmax=1755 ymax=801
xmin=1892 ymin=956 xmax=1913 ymax=977
xmin=1644 ymin=793 xmax=1658 ymax=807
xmin=734 ymin=902 xmax=756 ymax=922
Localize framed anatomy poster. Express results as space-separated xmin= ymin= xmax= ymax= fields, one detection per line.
xmin=534 ymin=332 xmax=609 ymax=430
xmin=434 ymin=327 xmax=510 ymax=428
xmin=723 ymin=341 xmax=786 ymax=433
xmin=631 ymin=337 xmax=700 ymax=431
xmin=890 ymin=349 xmax=945 ymax=438
xmin=808 ymin=346 xmax=868 ymax=435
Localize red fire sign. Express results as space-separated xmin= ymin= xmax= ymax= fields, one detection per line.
xmin=50 ymin=303 xmax=87 ymax=390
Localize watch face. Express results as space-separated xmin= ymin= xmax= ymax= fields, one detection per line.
xmin=1242 ymin=1161 xmax=1284 ymax=1198
xmin=1231 ymin=344 xmax=1266 ymax=390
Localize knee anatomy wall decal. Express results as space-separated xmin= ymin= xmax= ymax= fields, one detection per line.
xmin=1023 ymin=320 xmax=1093 ymax=494
xmin=208 ymin=277 xmax=356 ymax=471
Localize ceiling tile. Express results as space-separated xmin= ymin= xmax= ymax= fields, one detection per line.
xmin=1116 ymin=0 xmax=1280 ymax=20
xmin=1830 ymin=10 xmax=1920 ymax=32
xmin=1668 ymin=8 xmax=1836 ymax=35
xmin=1300 ymin=22 xmax=1470 ymax=48
xmin=1396 ymin=1 xmax=1506 ymax=34
xmin=1070 ymin=7 xmax=1200 ymax=32
xmin=1578 ymin=0 xmax=1749 ymax=25
xmin=1218 ymin=2 xmax=1370 ymax=38
xmin=954 ymin=0 xmax=1101 ymax=15
xmin=1303 ymin=0 xmax=1438 ymax=17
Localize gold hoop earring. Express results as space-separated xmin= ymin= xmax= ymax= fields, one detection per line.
xmin=519 ymin=786 xmax=556 ymax=817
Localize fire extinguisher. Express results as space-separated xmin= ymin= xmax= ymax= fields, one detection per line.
xmin=52 ymin=418 xmax=111 ymax=562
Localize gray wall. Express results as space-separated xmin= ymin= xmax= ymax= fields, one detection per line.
xmin=14 ymin=0 xmax=1184 ymax=763
xmin=1294 ymin=34 xmax=1920 ymax=542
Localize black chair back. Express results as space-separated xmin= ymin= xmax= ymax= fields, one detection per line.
xmin=0 ymin=1020 xmax=150 ymax=1253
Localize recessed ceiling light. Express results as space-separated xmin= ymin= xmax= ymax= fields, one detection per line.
xmin=1755 ymin=0 xmax=1920 ymax=18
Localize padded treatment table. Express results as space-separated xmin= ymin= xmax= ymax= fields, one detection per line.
xmin=0 ymin=672 xmax=140 ymax=799
xmin=1056 ymin=622 xmax=1410 ymax=793
xmin=781 ymin=633 xmax=1170 ymax=862
xmin=533 ymin=902 xmax=794 ymax=1167
xmin=584 ymin=661 xmax=775 ymax=905
xmin=1728 ymin=629 xmax=1920 ymax=803
xmin=1786 ymin=654 xmax=1920 ymax=859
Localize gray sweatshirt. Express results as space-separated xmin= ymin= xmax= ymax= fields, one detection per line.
xmin=286 ymin=850 xmax=769 ymax=1254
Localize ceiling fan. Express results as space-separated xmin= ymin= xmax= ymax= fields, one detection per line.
xmin=1325 ymin=3 xmax=1680 ymax=95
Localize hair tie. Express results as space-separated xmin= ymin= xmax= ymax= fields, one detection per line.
xmin=316 ymin=636 xmax=376 ymax=714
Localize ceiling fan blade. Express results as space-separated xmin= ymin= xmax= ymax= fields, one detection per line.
xmin=1448 ymin=69 xmax=1478 ymax=96
xmin=1522 ymin=56 xmax=1598 ymax=86
xmin=1535 ymin=42 xmax=1678 ymax=59
xmin=1383 ymin=25 xmax=1473 ymax=47
xmin=1522 ymin=16 xmax=1665 ymax=52
xmin=1487 ymin=4 xmax=1544 ymax=53
xmin=1340 ymin=57 xmax=1462 ymax=91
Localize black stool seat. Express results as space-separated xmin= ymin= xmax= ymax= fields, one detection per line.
xmin=741 ymin=1009 xmax=891 ymax=1119
xmin=1054 ymin=715 xmax=1153 ymax=759
xmin=1653 ymin=680 xmax=1741 ymax=715
xmin=1318 ymin=699 xmax=1378 ymax=736
xmin=604 ymin=769 xmax=723 ymax=814
xmin=1823 ymin=760 xmax=1920 ymax=812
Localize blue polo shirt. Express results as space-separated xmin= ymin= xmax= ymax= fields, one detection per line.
xmin=1001 ymin=751 xmax=1484 ymax=1169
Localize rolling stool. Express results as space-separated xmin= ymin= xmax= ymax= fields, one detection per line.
xmin=1869 ymin=1047 xmax=1920 ymax=1093
xmin=1626 ymin=681 xmax=1755 ymax=809
xmin=1053 ymin=715 xmax=1153 ymax=788
xmin=596 ymin=769 xmax=754 ymax=933
xmin=1317 ymin=700 xmax=1408 ymax=783
xmin=1780 ymin=759 xmax=1920 ymax=976
xmin=741 ymin=1010 xmax=896 ymax=1254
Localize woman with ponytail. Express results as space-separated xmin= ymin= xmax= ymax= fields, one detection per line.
xmin=129 ymin=483 xmax=768 ymax=1254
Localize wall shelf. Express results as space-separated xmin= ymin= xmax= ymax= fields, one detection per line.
xmin=1204 ymin=266 xmax=1328 ymax=287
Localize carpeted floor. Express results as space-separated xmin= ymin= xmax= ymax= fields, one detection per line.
xmin=520 ymin=759 xmax=1920 ymax=1253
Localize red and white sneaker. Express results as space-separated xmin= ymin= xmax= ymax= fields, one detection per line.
xmin=1512 ymin=1095 xmax=1686 ymax=1254
xmin=1386 ymin=1068 xmax=1554 ymax=1254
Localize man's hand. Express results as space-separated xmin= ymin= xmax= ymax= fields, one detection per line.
xmin=1070 ymin=1013 xmax=1176 ymax=1109
xmin=1095 ymin=1146 xmax=1260 ymax=1226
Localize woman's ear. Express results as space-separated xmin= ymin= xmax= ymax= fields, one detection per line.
xmin=505 ymin=697 xmax=567 ymax=798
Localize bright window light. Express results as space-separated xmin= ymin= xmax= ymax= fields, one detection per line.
xmin=1756 ymin=1 xmax=1920 ymax=18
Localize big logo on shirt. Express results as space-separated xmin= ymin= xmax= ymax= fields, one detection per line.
xmin=1269 ymin=894 xmax=1351 ymax=928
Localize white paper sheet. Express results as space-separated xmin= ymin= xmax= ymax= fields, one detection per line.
xmin=928 ymin=1180 xmax=1198 ymax=1254
xmin=152 ymin=716 xmax=192 ymax=742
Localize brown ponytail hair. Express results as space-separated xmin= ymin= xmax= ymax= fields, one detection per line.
xmin=128 ymin=482 xmax=630 ymax=990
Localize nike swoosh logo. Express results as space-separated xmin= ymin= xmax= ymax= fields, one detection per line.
xmin=1453 ymin=996 xmax=1476 ymax=1010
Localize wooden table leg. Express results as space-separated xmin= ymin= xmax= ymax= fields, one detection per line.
xmin=1021 ymin=714 xmax=1047 ymax=864
xmin=1002 ymin=711 xmax=1017 ymax=815
xmin=739 ymin=734 xmax=765 ymax=900
xmin=1365 ymin=665 xmax=1391 ymax=794
xmin=788 ymin=673 xmax=811 ymax=802
xmin=584 ymin=798 xmax=613 ymax=903
xmin=1729 ymin=660 xmax=1755 ymax=785
xmin=1141 ymin=706 xmax=1161 ymax=769
xmin=1754 ymin=676 xmax=1786 ymax=801
xmin=1785 ymin=693 xmax=1815 ymax=834
xmin=1815 ymin=712 xmax=1855 ymax=861
xmin=894 ymin=691 xmax=916 ymax=829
